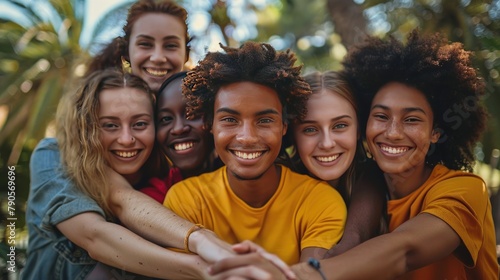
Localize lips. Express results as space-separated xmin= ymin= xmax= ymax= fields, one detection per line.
xmin=379 ymin=144 xmax=410 ymax=154
xmin=173 ymin=141 xmax=194 ymax=151
xmin=314 ymin=154 xmax=340 ymax=163
xmin=145 ymin=67 xmax=168 ymax=77
xmin=113 ymin=150 xmax=139 ymax=158
xmin=232 ymin=150 xmax=264 ymax=160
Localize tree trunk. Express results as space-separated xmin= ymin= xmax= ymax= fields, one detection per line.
xmin=326 ymin=0 xmax=368 ymax=48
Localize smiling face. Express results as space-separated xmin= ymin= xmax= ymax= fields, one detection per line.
xmin=128 ymin=13 xmax=187 ymax=91
xmin=156 ymin=77 xmax=213 ymax=177
xmin=211 ymin=82 xmax=287 ymax=181
xmin=98 ymin=87 xmax=155 ymax=183
xmin=293 ymin=89 xmax=358 ymax=184
xmin=366 ymin=82 xmax=439 ymax=177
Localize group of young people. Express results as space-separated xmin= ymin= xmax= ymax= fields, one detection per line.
xmin=21 ymin=0 xmax=498 ymax=279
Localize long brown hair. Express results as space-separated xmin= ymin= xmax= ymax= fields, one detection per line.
xmin=85 ymin=0 xmax=190 ymax=76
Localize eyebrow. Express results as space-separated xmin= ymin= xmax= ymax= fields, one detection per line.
xmin=99 ymin=113 xmax=152 ymax=120
xmin=300 ymin=114 xmax=354 ymax=124
xmin=371 ymin=104 xmax=427 ymax=115
xmin=135 ymin=34 xmax=182 ymax=41
xmin=215 ymin=108 xmax=281 ymax=116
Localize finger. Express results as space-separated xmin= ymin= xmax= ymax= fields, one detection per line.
xmin=209 ymin=253 xmax=262 ymax=275
xmin=233 ymin=240 xmax=266 ymax=254
xmin=211 ymin=266 xmax=272 ymax=280
xmin=258 ymin=252 xmax=296 ymax=280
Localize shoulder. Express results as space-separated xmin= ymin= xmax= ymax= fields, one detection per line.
xmin=169 ymin=167 xmax=225 ymax=193
xmin=429 ymin=165 xmax=486 ymax=196
xmin=34 ymin=137 xmax=59 ymax=151
xmin=281 ymin=166 xmax=333 ymax=189
xmin=31 ymin=138 xmax=60 ymax=162
xmin=280 ymin=165 xmax=344 ymax=201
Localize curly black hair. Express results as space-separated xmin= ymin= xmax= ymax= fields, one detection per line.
xmin=182 ymin=41 xmax=311 ymax=128
xmin=342 ymin=29 xmax=489 ymax=172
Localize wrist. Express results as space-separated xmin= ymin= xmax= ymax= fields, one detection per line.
xmin=292 ymin=262 xmax=325 ymax=280
xmin=308 ymin=258 xmax=327 ymax=280
xmin=188 ymin=227 xmax=215 ymax=254
xmin=185 ymin=224 xmax=205 ymax=253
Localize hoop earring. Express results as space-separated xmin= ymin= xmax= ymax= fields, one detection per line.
xmin=121 ymin=56 xmax=132 ymax=73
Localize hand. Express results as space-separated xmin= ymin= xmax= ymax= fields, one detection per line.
xmin=190 ymin=229 xmax=236 ymax=263
xmin=208 ymin=252 xmax=289 ymax=280
xmin=208 ymin=240 xmax=296 ymax=280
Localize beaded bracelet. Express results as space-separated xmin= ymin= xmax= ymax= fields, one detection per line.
xmin=308 ymin=257 xmax=327 ymax=280
xmin=184 ymin=224 xmax=205 ymax=253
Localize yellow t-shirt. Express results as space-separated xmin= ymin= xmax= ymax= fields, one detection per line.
xmin=387 ymin=164 xmax=498 ymax=279
xmin=164 ymin=165 xmax=346 ymax=265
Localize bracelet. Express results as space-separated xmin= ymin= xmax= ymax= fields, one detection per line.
xmin=308 ymin=257 xmax=327 ymax=280
xmin=184 ymin=224 xmax=205 ymax=253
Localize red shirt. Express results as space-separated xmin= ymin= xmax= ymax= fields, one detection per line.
xmin=140 ymin=167 xmax=183 ymax=203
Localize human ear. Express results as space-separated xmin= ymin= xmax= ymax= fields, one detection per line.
xmin=282 ymin=122 xmax=288 ymax=136
xmin=430 ymin=128 xmax=441 ymax=144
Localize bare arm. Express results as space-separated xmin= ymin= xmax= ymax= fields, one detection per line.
xmin=325 ymin=161 xmax=386 ymax=258
xmin=209 ymin=213 xmax=460 ymax=280
xmin=56 ymin=212 xmax=210 ymax=279
xmin=300 ymin=247 xmax=327 ymax=262
xmin=293 ymin=213 xmax=460 ymax=279
xmin=107 ymin=168 xmax=235 ymax=262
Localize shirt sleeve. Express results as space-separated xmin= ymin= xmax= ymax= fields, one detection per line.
xmin=423 ymin=175 xmax=489 ymax=266
xmin=299 ymin=182 xmax=347 ymax=250
xmin=28 ymin=138 xmax=105 ymax=234
xmin=163 ymin=179 xmax=202 ymax=223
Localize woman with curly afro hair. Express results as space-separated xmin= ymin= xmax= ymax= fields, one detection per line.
xmin=207 ymin=30 xmax=498 ymax=279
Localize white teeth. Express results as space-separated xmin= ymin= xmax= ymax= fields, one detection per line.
xmin=381 ymin=146 xmax=408 ymax=154
xmin=315 ymin=154 xmax=339 ymax=162
xmin=234 ymin=151 xmax=263 ymax=160
xmin=115 ymin=150 xmax=138 ymax=158
xmin=146 ymin=68 xmax=167 ymax=77
xmin=174 ymin=142 xmax=194 ymax=151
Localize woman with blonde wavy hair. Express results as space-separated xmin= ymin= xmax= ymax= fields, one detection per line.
xmin=55 ymin=70 xmax=158 ymax=217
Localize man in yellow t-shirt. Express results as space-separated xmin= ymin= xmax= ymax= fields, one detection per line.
xmin=164 ymin=41 xmax=347 ymax=265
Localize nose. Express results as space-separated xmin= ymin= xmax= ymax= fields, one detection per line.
xmin=117 ymin=128 xmax=136 ymax=146
xmin=318 ymin=131 xmax=336 ymax=150
xmin=150 ymin=46 xmax=167 ymax=63
xmin=170 ymin=117 xmax=190 ymax=135
xmin=236 ymin=122 xmax=258 ymax=144
xmin=385 ymin=119 xmax=404 ymax=140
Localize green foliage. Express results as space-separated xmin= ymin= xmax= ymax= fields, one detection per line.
xmin=0 ymin=0 xmax=499 ymax=276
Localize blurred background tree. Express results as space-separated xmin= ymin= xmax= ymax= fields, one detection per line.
xmin=1 ymin=0 xmax=499 ymax=277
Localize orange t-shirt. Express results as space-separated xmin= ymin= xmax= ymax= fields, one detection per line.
xmin=387 ymin=164 xmax=498 ymax=279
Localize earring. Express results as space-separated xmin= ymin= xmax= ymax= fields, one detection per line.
xmin=121 ymin=56 xmax=132 ymax=73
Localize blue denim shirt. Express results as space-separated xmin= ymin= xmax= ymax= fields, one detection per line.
xmin=21 ymin=138 xmax=105 ymax=280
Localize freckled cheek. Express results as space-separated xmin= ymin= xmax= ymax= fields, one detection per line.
xmin=366 ymin=122 xmax=386 ymax=139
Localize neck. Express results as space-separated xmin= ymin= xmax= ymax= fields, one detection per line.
xmin=122 ymin=172 xmax=143 ymax=187
xmin=182 ymin=167 xmax=205 ymax=179
xmin=384 ymin=164 xmax=433 ymax=199
xmin=227 ymin=164 xmax=281 ymax=208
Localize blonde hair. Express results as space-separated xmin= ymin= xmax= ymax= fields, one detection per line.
xmin=289 ymin=71 xmax=359 ymax=202
xmin=56 ymin=70 xmax=155 ymax=217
